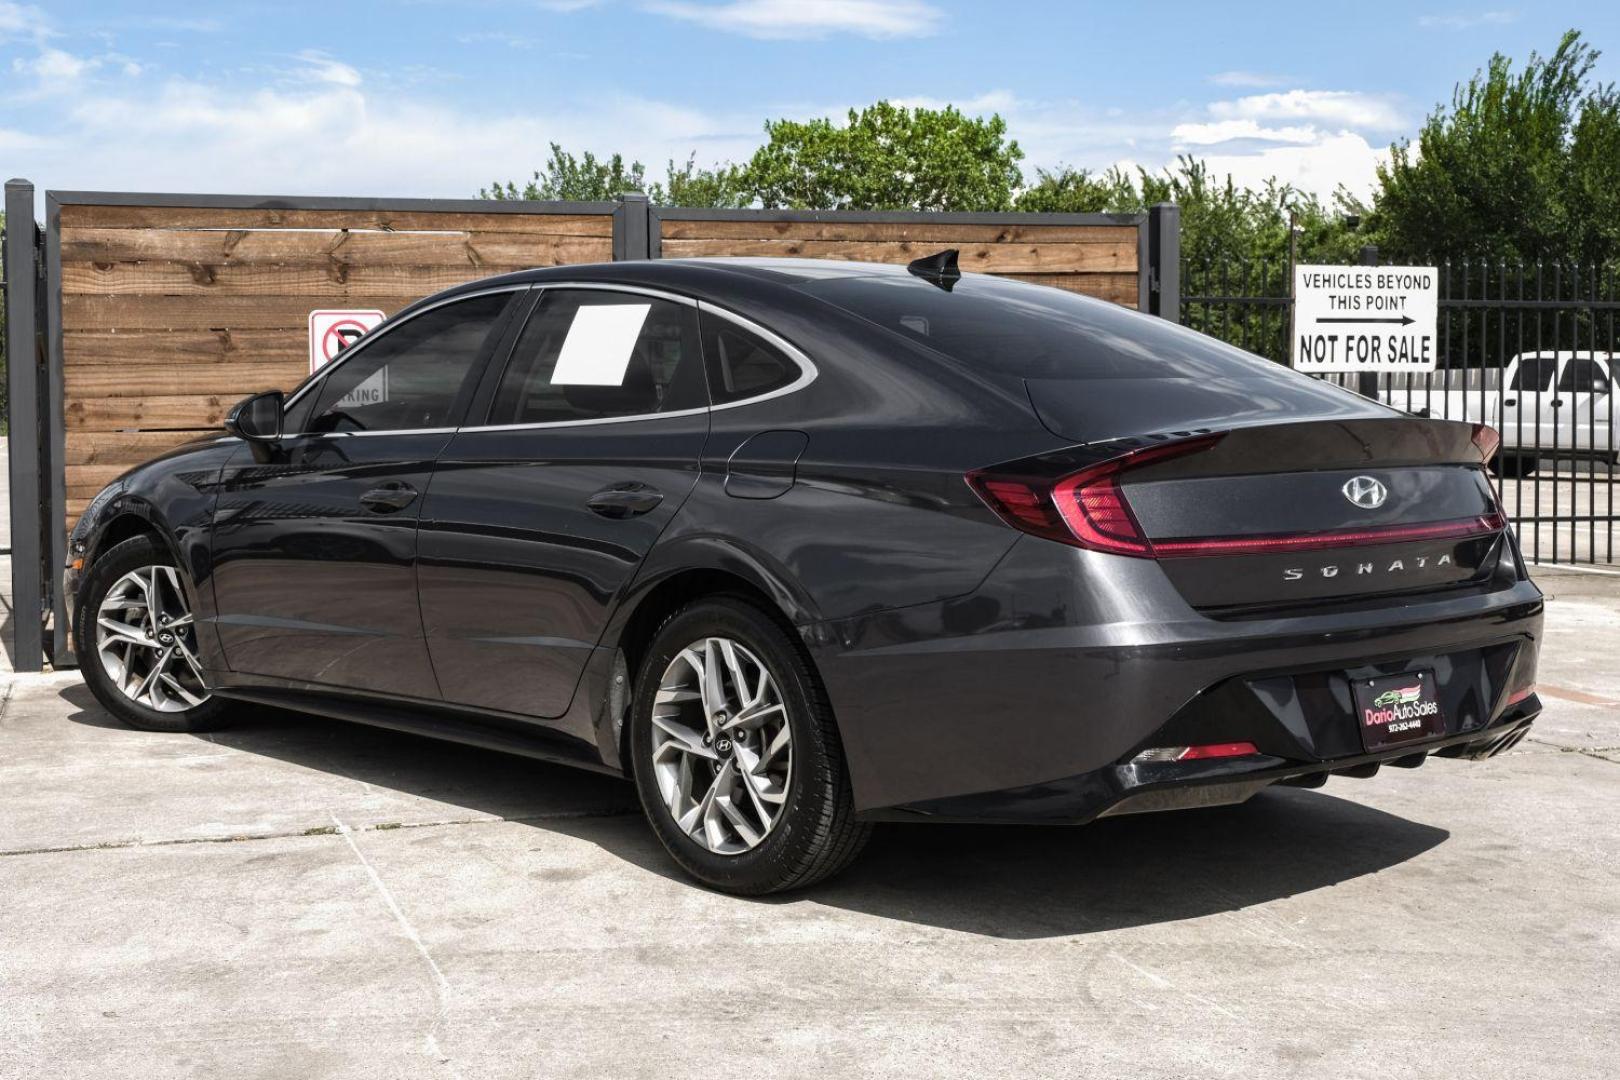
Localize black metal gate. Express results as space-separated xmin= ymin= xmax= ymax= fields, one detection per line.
xmin=1183 ymin=255 xmax=1620 ymax=567
xmin=4 ymin=178 xmax=50 ymax=669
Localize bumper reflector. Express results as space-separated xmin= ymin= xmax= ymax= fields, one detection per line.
xmin=1131 ymin=741 xmax=1259 ymax=764
xmin=1505 ymin=684 xmax=1536 ymax=707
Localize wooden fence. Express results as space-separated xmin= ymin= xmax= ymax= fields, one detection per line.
xmin=653 ymin=208 xmax=1145 ymax=307
xmin=53 ymin=194 xmax=620 ymax=524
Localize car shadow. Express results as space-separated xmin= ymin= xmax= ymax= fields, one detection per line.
xmin=60 ymin=684 xmax=1450 ymax=941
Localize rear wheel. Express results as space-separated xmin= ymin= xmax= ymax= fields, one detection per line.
xmin=629 ymin=597 xmax=870 ymax=894
xmin=74 ymin=535 xmax=227 ymax=733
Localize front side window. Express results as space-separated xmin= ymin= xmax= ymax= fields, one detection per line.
xmin=487 ymin=290 xmax=703 ymax=424
xmin=302 ymin=292 xmax=511 ymax=433
xmin=1510 ymin=356 xmax=1558 ymax=392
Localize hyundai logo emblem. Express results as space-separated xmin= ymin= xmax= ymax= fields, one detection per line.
xmin=1342 ymin=475 xmax=1388 ymax=509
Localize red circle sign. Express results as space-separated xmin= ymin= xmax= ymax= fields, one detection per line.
xmin=321 ymin=319 xmax=371 ymax=363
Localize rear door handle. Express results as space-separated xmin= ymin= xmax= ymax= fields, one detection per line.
xmin=1503 ymin=397 xmax=1517 ymax=407
xmin=587 ymin=483 xmax=664 ymax=519
xmin=359 ymin=481 xmax=418 ymax=513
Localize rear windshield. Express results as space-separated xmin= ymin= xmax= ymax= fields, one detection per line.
xmin=802 ymin=273 xmax=1280 ymax=380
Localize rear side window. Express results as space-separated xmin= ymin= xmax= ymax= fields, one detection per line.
xmin=701 ymin=312 xmax=801 ymax=404
xmin=1510 ymin=356 xmax=1558 ymax=392
xmin=488 ymin=290 xmax=704 ymax=424
xmin=303 ymin=292 xmax=510 ymax=433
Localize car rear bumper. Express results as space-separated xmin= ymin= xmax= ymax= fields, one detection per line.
xmin=810 ymin=535 xmax=1544 ymax=818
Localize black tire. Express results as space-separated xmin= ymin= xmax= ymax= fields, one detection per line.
xmin=629 ymin=596 xmax=870 ymax=895
xmin=74 ymin=534 xmax=229 ymax=733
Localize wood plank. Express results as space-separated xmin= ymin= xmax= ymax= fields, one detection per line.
xmin=66 ymin=430 xmax=218 ymax=467
xmin=59 ymin=227 xmax=611 ymax=269
xmin=66 ymin=361 xmax=308 ymax=398
xmin=60 ymin=204 xmax=614 ymax=235
xmin=65 ymin=329 xmax=308 ymax=366
xmin=660 ymin=219 xmax=1139 ymax=245
xmin=63 ymin=294 xmax=428 ymax=331
xmin=659 ymin=237 xmax=1136 ymax=273
xmin=1001 ymin=272 xmax=1140 ymax=306
xmin=66 ymin=393 xmax=234 ymax=432
xmin=61 ymin=261 xmax=550 ymax=297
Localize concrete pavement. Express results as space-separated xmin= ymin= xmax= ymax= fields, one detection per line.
xmin=2 ymin=567 xmax=1617 ymax=1079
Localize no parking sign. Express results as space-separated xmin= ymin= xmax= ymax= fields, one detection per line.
xmin=308 ymin=309 xmax=386 ymax=373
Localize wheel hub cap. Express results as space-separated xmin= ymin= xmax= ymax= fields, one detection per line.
xmin=94 ymin=564 xmax=210 ymax=713
xmin=651 ymin=636 xmax=792 ymax=856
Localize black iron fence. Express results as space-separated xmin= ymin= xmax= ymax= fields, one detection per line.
xmin=1183 ymin=256 xmax=1620 ymax=567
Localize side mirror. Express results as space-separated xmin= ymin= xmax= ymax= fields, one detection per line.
xmin=224 ymin=390 xmax=285 ymax=442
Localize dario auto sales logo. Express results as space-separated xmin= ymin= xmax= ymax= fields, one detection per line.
xmin=1363 ymin=686 xmax=1439 ymax=730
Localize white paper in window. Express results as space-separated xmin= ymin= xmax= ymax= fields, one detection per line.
xmin=550 ymin=304 xmax=652 ymax=386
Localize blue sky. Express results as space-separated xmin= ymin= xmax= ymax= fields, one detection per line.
xmin=2 ymin=1 xmax=1616 ymax=206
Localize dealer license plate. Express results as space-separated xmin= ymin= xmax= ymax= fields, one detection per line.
xmin=1351 ymin=671 xmax=1446 ymax=752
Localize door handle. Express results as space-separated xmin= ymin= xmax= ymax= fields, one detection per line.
xmin=359 ymin=481 xmax=418 ymax=513
xmin=1550 ymin=399 xmax=1564 ymax=407
xmin=1503 ymin=397 xmax=1517 ymax=407
xmin=586 ymin=483 xmax=664 ymax=519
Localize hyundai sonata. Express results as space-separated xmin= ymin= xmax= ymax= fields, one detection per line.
xmin=68 ymin=254 xmax=1543 ymax=894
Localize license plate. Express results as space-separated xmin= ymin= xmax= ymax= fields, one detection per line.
xmin=1351 ymin=670 xmax=1446 ymax=752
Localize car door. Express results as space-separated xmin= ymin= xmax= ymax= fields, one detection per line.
xmin=209 ymin=288 xmax=521 ymax=697
xmin=1554 ymin=354 xmax=1612 ymax=454
xmin=418 ymin=285 xmax=709 ymax=731
xmin=1500 ymin=354 xmax=1557 ymax=453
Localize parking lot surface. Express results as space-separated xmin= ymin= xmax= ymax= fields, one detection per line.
xmin=2 ymin=568 xmax=1617 ymax=1079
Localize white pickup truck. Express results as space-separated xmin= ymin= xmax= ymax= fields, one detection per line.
xmin=1376 ymin=351 xmax=1615 ymax=477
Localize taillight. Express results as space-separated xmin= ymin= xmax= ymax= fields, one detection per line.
xmin=1472 ymin=424 xmax=1501 ymax=465
xmin=1131 ymin=742 xmax=1260 ymax=763
xmin=967 ymin=435 xmax=1222 ymax=558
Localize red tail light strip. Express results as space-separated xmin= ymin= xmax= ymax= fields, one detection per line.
xmin=1149 ymin=512 xmax=1507 ymax=558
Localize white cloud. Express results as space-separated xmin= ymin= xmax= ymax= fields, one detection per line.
xmin=1208 ymin=71 xmax=1292 ymax=89
xmin=1171 ymin=119 xmax=1320 ymax=146
xmin=1207 ymin=89 xmax=1406 ymax=132
xmin=294 ymin=51 xmax=363 ymax=88
xmin=1418 ymin=10 xmax=1518 ymax=29
xmin=1195 ymin=131 xmax=1389 ymax=201
xmin=644 ymin=0 xmax=943 ymax=39
xmin=0 ymin=1 xmax=50 ymax=43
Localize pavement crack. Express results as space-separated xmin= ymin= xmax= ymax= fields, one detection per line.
xmin=330 ymin=811 xmax=462 ymax=1077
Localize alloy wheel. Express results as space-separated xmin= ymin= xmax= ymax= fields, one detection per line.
xmin=94 ymin=565 xmax=210 ymax=713
xmin=651 ymin=636 xmax=792 ymax=855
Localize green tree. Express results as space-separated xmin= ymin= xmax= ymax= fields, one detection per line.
xmin=1366 ymin=30 xmax=1619 ymax=264
xmin=482 ymin=143 xmax=650 ymax=202
xmin=1017 ymin=157 xmax=1362 ymax=267
xmin=482 ymin=144 xmax=748 ymax=207
xmin=741 ymin=101 xmax=1024 ymax=211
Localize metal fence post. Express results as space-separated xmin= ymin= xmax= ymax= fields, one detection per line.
xmin=1147 ymin=203 xmax=1180 ymax=321
xmin=1357 ymin=244 xmax=1380 ymax=399
xmin=4 ymin=178 xmax=44 ymax=671
xmin=612 ymin=193 xmax=652 ymax=261
xmin=44 ymin=191 xmax=67 ymax=666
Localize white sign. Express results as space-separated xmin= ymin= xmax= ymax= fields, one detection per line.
xmin=1293 ymin=265 xmax=1438 ymax=372
xmin=309 ymin=309 xmax=385 ymax=373
xmin=552 ymin=304 xmax=651 ymax=386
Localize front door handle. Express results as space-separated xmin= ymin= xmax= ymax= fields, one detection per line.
xmin=587 ymin=483 xmax=664 ymax=519
xmin=359 ymin=481 xmax=418 ymax=513
xmin=1503 ymin=397 xmax=1517 ymax=407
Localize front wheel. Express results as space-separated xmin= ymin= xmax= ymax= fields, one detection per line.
xmin=74 ymin=534 xmax=227 ymax=733
xmin=629 ymin=597 xmax=870 ymax=895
